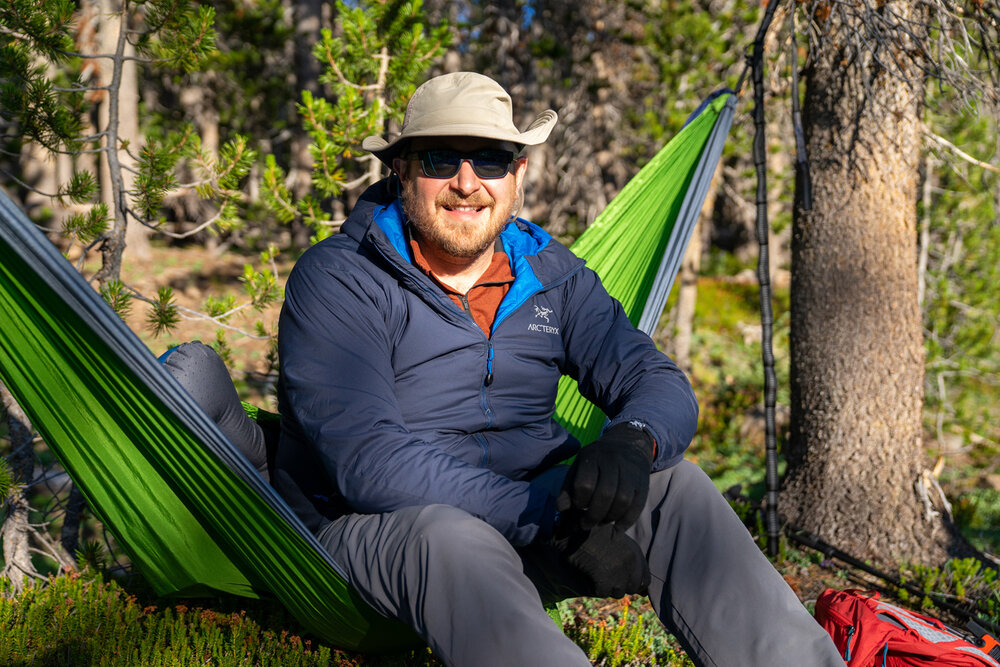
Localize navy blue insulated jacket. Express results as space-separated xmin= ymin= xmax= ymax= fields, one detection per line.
xmin=274 ymin=179 xmax=698 ymax=546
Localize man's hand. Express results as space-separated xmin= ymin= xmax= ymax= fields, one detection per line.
xmin=552 ymin=523 xmax=651 ymax=598
xmin=557 ymin=422 xmax=655 ymax=530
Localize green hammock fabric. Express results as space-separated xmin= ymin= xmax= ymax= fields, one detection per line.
xmin=0 ymin=200 xmax=416 ymax=651
xmin=554 ymin=92 xmax=734 ymax=445
xmin=0 ymin=91 xmax=733 ymax=651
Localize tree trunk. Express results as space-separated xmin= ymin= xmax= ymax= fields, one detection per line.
xmin=18 ymin=131 xmax=59 ymax=224
xmin=117 ymin=14 xmax=148 ymax=264
xmin=97 ymin=0 xmax=149 ymax=266
xmin=1 ymin=384 xmax=39 ymax=594
xmin=287 ymin=0 xmax=325 ymax=247
xmin=672 ymin=218 xmax=700 ymax=374
xmin=672 ymin=163 xmax=719 ymax=372
xmin=781 ymin=1 xmax=960 ymax=566
xmin=178 ymin=81 xmax=222 ymax=251
xmin=59 ymin=486 xmax=88 ymax=559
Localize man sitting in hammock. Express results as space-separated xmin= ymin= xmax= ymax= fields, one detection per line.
xmin=165 ymin=72 xmax=841 ymax=666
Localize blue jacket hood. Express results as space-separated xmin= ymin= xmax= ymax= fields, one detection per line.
xmin=340 ymin=177 xmax=584 ymax=313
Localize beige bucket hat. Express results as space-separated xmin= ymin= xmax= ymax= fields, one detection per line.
xmin=362 ymin=72 xmax=558 ymax=165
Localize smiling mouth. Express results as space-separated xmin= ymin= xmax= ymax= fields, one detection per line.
xmin=443 ymin=204 xmax=487 ymax=213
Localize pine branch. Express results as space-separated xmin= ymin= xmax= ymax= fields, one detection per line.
xmin=175 ymin=305 xmax=271 ymax=340
xmin=0 ymin=25 xmax=33 ymax=42
xmin=29 ymin=524 xmax=76 ymax=570
xmin=52 ymin=84 xmax=111 ymax=93
xmin=119 ymin=281 xmax=270 ymax=339
xmin=924 ymin=130 xmax=1000 ymax=173
xmin=126 ymin=205 xmax=224 ymax=239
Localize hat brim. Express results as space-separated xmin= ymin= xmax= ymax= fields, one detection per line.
xmin=363 ymin=109 xmax=558 ymax=166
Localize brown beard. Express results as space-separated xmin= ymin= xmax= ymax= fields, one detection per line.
xmin=401 ymin=180 xmax=521 ymax=259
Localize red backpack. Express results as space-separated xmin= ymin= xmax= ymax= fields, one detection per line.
xmin=815 ymin=589 xmax=1000 ymax=666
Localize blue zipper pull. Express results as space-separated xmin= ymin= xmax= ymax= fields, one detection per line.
xmin=485 ymin=344 xmax=494 ymax=386
xmin=844 ymin=625 xmax=855 ymax=661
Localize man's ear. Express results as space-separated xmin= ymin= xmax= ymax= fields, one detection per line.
xmin=392 ymin=156 xmax=409 ymax=179
xmin=513 ymin=156 xmax=528 ymax=189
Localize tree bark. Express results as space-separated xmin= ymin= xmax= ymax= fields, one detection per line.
xmin=116 ymin=7 xmax=149 ymax=263
xmin=177 ymin=81 xmax=222 ymax=250
xmin=1 ymin=384 xmax=38 ymax=594
xmin=781 ymin=1 xmax=962 ymax=565
xmin=18 ymin=131 xmax=59 ymax=223
xmin=96 ymin=0 xmax=149 ymax=268
xmin=672 ymin=163 xmax=719 ymax=372
xmin=90 ymin=0 xmax=127 ymax=284
xmin=287 ymin=0 xmax=325 ymax=247
xmin=672 ymin=218 xmax=700 ymax=374
xmin=59 ymin=486 xmax=88 ymax=560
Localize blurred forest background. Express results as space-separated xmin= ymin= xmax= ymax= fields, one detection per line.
xmin=1 ymin=0 xmax=999 ymax=663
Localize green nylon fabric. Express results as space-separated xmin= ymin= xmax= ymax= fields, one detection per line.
xmin=554 ymin=92 xmax=732 ymax=445
xmin=0 ymin=201 xmax=414 ymax=651
xmin=0 ymin=92 xmax=730 ymax=651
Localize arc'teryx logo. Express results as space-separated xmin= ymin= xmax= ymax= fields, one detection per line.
xmin=529 ymin=305 xmax=559 ymax=335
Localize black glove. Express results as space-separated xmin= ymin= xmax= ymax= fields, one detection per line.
xmin=552 ymin=523 xmax=651 ymax=598
xmin=557 ymin=422 xmax=655 ymax=530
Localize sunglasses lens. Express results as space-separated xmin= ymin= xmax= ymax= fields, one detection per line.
xmin=417 ymin=150 xmax=514 ymax=179
xmin=418 ymin=151 xmax=460 ymax=178
xmin=469 ymin=150 xmax=512 ymax=178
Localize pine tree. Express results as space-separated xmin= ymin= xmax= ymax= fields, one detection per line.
xmin=0 ymin=0 xmax=272 ymax=581
xmin=781 ymin=0 xmax=1000 ymax=565
xmin=261 ymin=0 xmax=450 ymax=242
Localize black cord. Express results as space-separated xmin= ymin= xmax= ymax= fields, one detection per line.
xmin=737 ymin=0 xmax=785 ymax=96
xmin=785 ymin=524 xmax=1000 ymax=639
xmin=745 ymin=0 xmax=784 ymax=559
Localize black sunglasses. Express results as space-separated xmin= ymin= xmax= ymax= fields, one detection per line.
xmin=411 ymin=149 xmax=517 ymax=180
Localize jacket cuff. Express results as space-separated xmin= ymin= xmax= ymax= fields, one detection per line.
xmin=604 ymin=419 xmax=657 ymax=462
xmin=533 ymin=493 xmax=560 ymax=544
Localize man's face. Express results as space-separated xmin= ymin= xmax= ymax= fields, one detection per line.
xmin=395 ymin=137 xmax=527 ymax=259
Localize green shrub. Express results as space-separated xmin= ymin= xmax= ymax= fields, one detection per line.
xmin=952 ymin=488 xmax=1000 ymax=554
xmin=0 ymin=573 xmax=351 ymax=666
xmin=561 ymin=596 xmax=693 ymax=666
xmin=2 ymin=573 xmax=691 ymax=666
xmin=897 ymin=557 xmax=1000 ymax=628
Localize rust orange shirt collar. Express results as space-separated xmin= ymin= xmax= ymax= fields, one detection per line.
xmin=408 ymin=231 xmax=514 ymax=337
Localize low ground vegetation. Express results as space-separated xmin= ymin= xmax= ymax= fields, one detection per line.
xmin=3 ymin=540 xmax=994 ymax=665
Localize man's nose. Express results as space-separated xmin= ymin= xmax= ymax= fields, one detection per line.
xmin=451 ymin=160 xmax=481 ymax=195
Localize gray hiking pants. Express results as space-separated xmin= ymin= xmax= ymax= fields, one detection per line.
xmin=316 ymin=460 xmax=844 ymax=666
